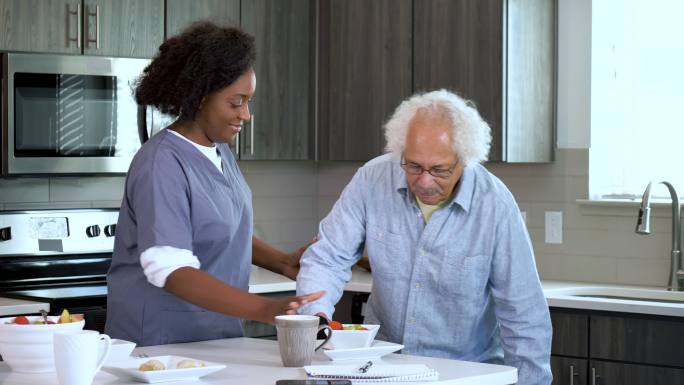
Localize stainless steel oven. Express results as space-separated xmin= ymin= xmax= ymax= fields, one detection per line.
xmin=0 ymin=209 xmax=118 ymax=332
xmin=1 ymin=52 xmax=167 ymax=175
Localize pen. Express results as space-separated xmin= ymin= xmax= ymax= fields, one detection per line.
xmin=358 ymin=360 xmax=373 ymax=373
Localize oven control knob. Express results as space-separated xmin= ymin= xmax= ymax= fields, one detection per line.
xmin=104 ymin=224 xmax=116 ymax=237
xmin=86 ymin=225 xmax=101 ymax=238
xmin=0 ymin=227 xmax=11 ymax=241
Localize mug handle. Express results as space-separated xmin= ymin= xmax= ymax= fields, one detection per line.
xmin=314 ymin=325 xmax=333 ymax=351
xmin=94 ymin=334 xmax=112 ymax=372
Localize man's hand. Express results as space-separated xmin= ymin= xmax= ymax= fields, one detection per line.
xmin=281 ymin=237 xmax=318 ymax=280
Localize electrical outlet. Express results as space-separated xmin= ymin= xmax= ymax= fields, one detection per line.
xmin=545 ymin=211 xmax=563 ymax=244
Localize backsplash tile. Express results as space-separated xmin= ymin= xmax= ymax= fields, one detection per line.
xmin=0 ymin=148 xmax=674 ymax=287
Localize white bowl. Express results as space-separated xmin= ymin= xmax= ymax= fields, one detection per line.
xmin=106 ymin=339 xmax=137 ymax=364
xmin=323 ymin=324 xmax=379 ymax=350
xmin=0 ymin=315 xmax=85 ymax=373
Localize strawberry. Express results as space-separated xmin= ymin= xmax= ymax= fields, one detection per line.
xmin=328 ymin=320 xmax=344 ymax=330
xmin=13 ymin=316 xmax=29 ymax=325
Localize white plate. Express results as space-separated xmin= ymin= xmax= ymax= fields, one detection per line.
xmin=101 ymin=355 xmax=226 ymax=383
xmin=323 ymin=341 xmax=404 ymax=361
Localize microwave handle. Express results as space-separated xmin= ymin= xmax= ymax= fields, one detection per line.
xmin=137 ymin=105 xmax=149 ymax=144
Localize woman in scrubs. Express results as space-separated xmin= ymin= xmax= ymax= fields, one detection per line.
xmin=106 ymin=22 xmax=323 ymax=346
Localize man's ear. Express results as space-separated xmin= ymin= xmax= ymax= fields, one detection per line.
xmin=198 ymin=96 xmax=206 ymax=111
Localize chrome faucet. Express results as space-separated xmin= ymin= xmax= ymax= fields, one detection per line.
xmin=635 ymin=181 xmax=684 ymax=291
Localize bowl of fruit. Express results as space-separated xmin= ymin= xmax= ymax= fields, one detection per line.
xmin=0 ymin=309 xmax=85 ymax=373
xmin=323 ymin=321 xmax=380 ymax=350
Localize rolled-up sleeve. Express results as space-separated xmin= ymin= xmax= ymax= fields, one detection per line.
xmin=296 ymin=171 xmax=368 ymax=319
xmin=490 ymin=208 xmax=553 ymax=385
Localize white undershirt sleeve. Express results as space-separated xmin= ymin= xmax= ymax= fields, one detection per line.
xmin=140 ymin=246 xmax=201 ymax=288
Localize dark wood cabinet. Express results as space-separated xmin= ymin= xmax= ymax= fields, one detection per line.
xmin=551 ymin=310 xmax=588 ymax=357
xmin=0 ymin=0 xmax=78 ymax=54
xmin=318 ymin=0 xmax=413 ymax=161
xmin=589 ymin=360 xmax=684 ymax=385
xmin=0 ymin=0 xmax=163 ymax=57
xmin=414 ymin=0 xmax=504 ymax=160
xmin=84 ymin=0 xmax=164 ymax=57
xmin=590 ymin=314 xmax=684 ymax=368
xmin=240 ymin=0 xmax=315 ymax=160
xmin=551 ymin=308 xmax=684 ymax=385
xmin=165 ymin=0 xmax=240 ymax=37
xmin=551 ymin=357 xmax=587 ymax=385
xmin=414 ymin=0 xmax=555 ymax=163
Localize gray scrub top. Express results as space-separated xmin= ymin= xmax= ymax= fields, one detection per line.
xmin=106 ymin=129 xmax=253 ymax=346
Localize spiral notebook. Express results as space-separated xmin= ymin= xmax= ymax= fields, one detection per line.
xmin=304 ymin=364 xmax=439 ymax=382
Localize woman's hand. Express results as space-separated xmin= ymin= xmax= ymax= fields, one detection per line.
xmin=281 ymin=237 xmax=318 ymax=280
xmin=259 ymin=290 xmax=325 ymax=324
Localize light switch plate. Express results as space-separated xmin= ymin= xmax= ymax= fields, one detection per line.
xmin=545 ymin=211 xmax=563 ymax=244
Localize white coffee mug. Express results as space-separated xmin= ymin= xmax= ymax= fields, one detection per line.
xmin=53 ymin=330 xmax=111 ymax=385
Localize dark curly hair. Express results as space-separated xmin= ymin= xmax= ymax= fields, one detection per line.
xmin=135 ymin=21 xmax=255 ymax=121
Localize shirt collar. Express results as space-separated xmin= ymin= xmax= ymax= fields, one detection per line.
xmin=392 ymin=154 xmax=475 ymax=213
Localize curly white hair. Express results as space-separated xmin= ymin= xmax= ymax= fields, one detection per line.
xmin=384 ymin=89 xmax=492 ymax=165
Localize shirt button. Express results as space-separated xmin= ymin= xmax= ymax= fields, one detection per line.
xmin=414 ymin=283 xmax=421 ymax=289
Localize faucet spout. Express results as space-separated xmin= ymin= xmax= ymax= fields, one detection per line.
xmin=636 ymin=181 xmax=682 ymax=291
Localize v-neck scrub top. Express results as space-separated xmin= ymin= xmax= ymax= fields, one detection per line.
xmin=106 ymin=129 xmax=253 ymax=346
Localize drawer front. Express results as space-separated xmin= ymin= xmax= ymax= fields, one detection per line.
xmin=590 ymin=315 xmax=684 ymax=367
xmin=551 ymin=310 xmax=589 ymax=357
xmin=590 ymin=360 xmax=684 ymax=385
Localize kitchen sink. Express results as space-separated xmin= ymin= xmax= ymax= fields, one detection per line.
xmin=545 ymin=286 xmax=684 ymax=305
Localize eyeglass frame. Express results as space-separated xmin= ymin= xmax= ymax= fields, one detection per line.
xmin=400 ymin=155 xmax=460 ymax=179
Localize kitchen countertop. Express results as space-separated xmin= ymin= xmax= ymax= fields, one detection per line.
xmin=3 ymin=267 xmax=682 ymax=318
xmin=0 ymin=337 xmax=517 ymax=385
xmin=0 ymin=298 xmax=49 ymax=317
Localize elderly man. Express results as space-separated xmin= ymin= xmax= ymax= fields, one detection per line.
xmin=297 ymin=90 xmax=552 ymax=384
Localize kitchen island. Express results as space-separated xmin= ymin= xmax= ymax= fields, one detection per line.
xmin=0 ymin=337 xmax=517 ymax=385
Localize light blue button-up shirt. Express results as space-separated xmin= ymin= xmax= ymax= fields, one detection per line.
xmin=297 ymin=153 xmax=552 ymax=385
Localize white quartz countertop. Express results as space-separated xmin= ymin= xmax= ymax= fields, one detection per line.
xmin=250 ymin=267 xmax=684 ymax=318
xmin=0 ymin=337 xmax=517 ymax=385
xmin=0 ymin=298 xmax=50 ymax=317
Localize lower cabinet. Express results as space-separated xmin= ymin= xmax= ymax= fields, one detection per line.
xmin=550 ymin=307 xmax=684 ymax=385
xmin=551 ymin=357 xmax=587 ymax=385
xmin=589 ymin=360 xmax=684 ymax=385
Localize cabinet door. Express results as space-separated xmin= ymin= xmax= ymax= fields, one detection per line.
xmin=505 ymin=0 xmax=555 ymax=162
xmin=551 ymin=357 xmax=587 ymax=385
xmin=550 ymin=309 xmax=588 ymax=357
xmin=590 ymin=360 xmax=684 ymax=385
xmin=590 ymin=314 xmax=684 ymax=367
xmin=414 ymin=0 xmax=504 ymax=161
xmin=241 ymin=0 xmax=314 ymax=160
xmin=165 ymin=0 xmax=240 ymax=38
xmin=83 ymin=0 xmax=164 ymax=57
xmin=0 ymin=0 xmax=80 ymax=54
xmin=318 ymin=0 xmax=413 ymax=161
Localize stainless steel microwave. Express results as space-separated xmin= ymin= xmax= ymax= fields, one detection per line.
xmin=1 ymin=52 xmax=168 ymax=175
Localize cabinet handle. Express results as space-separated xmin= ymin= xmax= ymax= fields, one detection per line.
xmin=591 ymin=367 xmax=601 ymax=385
xmin=66 ymin=3 xmax=81 ymax=48
xmin=86 ymin=5 xmax=100 ymax=49
xmin=569 ymin=365 xmax=579 ymax=385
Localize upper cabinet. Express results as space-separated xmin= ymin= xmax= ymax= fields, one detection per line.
xmin=414 ymin=0 xmax=556 ymax=162
xmin=165 ymin=0 xmax=240 ymax=37
xmin=240 ymin=0 xmax=315 ymax=160
xmin=317 ymin=0 xmax=413 ymax=161
xmin=83 ymin=0 xmax=164 ymax=57
xmin=0 ymin=0 xmax=78 ymax=54
xmin=0 ymin=0 xmax=163 ymax=57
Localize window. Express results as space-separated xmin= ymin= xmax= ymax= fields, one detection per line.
xmin=590 ymin=0 xmax=684 ymax=200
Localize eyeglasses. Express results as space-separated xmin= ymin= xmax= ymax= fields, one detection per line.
xmin=400 ymin=156 xmax=459 ymax=179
